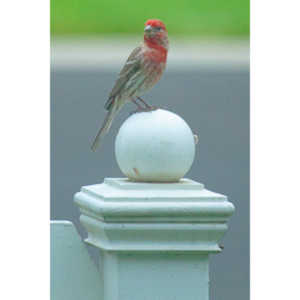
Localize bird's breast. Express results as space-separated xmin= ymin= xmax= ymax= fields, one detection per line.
xmin=143 ymin=48 xmax=167 ymax=64
xmin=137 ymin=59 xmax=165 ymax=94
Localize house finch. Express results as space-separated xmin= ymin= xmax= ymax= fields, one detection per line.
xmin=91 ymin=19 xmax=169 ymax=151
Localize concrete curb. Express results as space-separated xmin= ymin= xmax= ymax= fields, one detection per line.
xmin=51 ymin=37 xmax=249 ymax=71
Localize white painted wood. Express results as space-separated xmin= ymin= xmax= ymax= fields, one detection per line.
xmin=115 ymin=109 xmax=196 ymax=182
xmin=50 ymin=221 xmax=102 ymax=300
xmin=74 ymin=178 xmax=235 ymax=300
xmin=101 ymin=252 xmax=209 ymax=300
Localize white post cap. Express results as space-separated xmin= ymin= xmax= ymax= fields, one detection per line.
xmin=115 ymin=109 xmax=196 ymax=182
xmin=74 ymin=178 xmax=235 ymax=252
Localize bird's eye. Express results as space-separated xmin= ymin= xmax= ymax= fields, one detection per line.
xmin=156 ymin=26 xmax=162 ymax=31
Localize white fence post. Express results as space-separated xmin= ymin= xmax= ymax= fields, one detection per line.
xmin=74 ymin=178 xmax=234 ymax=300
xmin=74 ymin=110 xmax=235 ymax=300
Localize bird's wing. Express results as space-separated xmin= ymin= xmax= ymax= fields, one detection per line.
xmin=104 ymin=46 xmax=143 ymax=110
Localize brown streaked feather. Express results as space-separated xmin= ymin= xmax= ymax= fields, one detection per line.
xmin=91 ymin=101 xmax=122 ymax=151
xmin=104 ymin=46 xmax=143 ymax=110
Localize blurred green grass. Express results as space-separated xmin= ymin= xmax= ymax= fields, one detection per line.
xmin=51 ymin=0 xmax=249 ymax=37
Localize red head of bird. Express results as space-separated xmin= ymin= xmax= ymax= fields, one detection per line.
xmin=144 ymin=19 xmax=169 ymax=51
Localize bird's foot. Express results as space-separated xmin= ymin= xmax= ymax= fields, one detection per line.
xmin=129 ymin=106 xmax=158 ymax=116
xmin=143 ymin=105 xmax=158 ymax=112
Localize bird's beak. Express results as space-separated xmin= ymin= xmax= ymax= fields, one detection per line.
xmin=144 ymin=25 xmax=152 ymax=33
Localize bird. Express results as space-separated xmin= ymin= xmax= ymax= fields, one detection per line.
xmin=91 ymin=19 xmax=169 ymax=151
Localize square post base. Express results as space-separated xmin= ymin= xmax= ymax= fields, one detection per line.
xmin=74 ymin=178 xmax=235 ymax=300
xmin=100 ymin=251 xmax=209 ymax=300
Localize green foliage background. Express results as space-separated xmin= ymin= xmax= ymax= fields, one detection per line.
xmin=51 ymin=0 xmax=249 ymax=37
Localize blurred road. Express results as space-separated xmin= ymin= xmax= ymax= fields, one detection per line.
xmin=51 ymin=40 xmax=249 ymax=300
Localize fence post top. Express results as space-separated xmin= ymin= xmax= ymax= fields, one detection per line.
xmin=74 ymin=178 xmax=234 ymax=253
xmin=115 ymin=109 xmax=196 ymax=182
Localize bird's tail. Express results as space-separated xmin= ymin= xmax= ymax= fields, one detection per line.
xmin=91 ymin=100 xmax=121 ymax=151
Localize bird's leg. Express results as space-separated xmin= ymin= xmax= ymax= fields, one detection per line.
xmin=136 ymin=96 xmax=158 ymax=111
xmin=136 ymin=96 xmax=151 ymax=109
xmin=130 ymin=98 xmax=158 ymax=115
xmin=129 ymin=99 xmax=148 ymax=115
xmin=131 ymin=99 xmax=144 ymax=110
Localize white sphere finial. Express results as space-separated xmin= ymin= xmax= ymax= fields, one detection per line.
xmin=115 ymin=109 xmax=196 ymax=182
